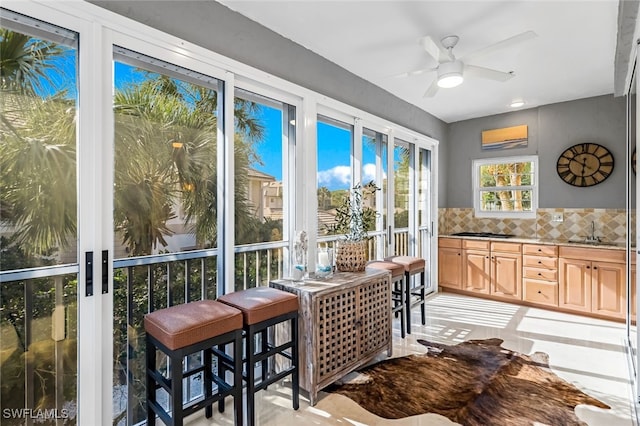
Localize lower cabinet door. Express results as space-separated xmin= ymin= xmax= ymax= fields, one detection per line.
xmin=559 ymin=258 xmax=591 ymax=312
xmin=591 ymin=261 xmax=625 ymax=319
xmin=491 ymin=252 xmax=522 ymax=300
xmin=463 ymin=250 xmax=491 ymax=294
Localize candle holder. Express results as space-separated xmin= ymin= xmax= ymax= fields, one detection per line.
xmin=292 ymin=230 xmax=308 ymax=282
xmin=315 ymin=247 xmax=334 ymax=279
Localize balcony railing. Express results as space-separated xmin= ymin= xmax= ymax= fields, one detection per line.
xmin=0 ymin=227 xmax=426 ymax=426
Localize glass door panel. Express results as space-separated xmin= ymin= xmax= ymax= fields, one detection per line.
xmin=317 ymin=116 xmax=353 ymax=247
xmin=0 ymin=11 xmax=79 ymax=424
xmin=418 ymin=147 xmax=434 ymax=293
xmin=393 ymin=140 xmax=411 ymax=255
xmin=363 ymin=127 xmax=388 ymax=259
xmin=233 ymin=88 xmax=295 ymax=290
xmin=112 ymin=48 xmax=221 ymax=425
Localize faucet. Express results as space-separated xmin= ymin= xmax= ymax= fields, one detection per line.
xmin=585 ymin=221 xmax=600 ymax=243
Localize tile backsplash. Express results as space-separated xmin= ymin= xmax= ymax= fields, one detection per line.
xmin=439 ymin=208 xmax=635 ymax=243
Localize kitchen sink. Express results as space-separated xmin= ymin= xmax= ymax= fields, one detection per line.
xmin=451 ymin=232 xmax=514 ymax=238
xmin=567 ymin=240 xmax=621 ymax=247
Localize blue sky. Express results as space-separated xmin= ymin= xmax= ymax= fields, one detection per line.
xmin=42 ymin=51 xmax=368 ymax=192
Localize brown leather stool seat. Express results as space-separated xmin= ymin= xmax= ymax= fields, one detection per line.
xmin=384 ymin=255 xmax=427 ymax=334
xmin=366 ymin=261 xmax=407 ymax=338
xmin=218 ymin=287 xmax=300 ymax=426
xmin=144 ymin=300 xmax=244 ymax=426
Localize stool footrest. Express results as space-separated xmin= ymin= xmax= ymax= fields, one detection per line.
xmin=251 ymin=366 xmax=296 ymax=392
xmin=251 ymin=341 xmax=294 ymax=364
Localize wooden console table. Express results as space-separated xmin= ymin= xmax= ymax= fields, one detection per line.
xmin=270 ymin=269 xmax=392 ymax=405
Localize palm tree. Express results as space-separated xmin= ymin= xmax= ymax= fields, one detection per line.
xmin=0 ymin=28 xmax=63 ymax=95
xmin=0 ymin=26 xmax=76 ymax=256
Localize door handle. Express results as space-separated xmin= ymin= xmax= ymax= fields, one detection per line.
xmin=85 ymin=251 xmax=93 ymax=297
xmin=102 ymin=250 xmax=109 ymax=294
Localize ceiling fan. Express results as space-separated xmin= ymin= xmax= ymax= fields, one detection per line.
xmin=396 ymin=31 xmax=537 ymax=97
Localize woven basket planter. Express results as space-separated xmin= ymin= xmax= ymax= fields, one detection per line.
xmin=335 ymin=240 xmax=367 ymax=272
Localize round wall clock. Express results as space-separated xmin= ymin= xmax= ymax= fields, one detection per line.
xmin=556 ymin=143 xmax=614 ymax=187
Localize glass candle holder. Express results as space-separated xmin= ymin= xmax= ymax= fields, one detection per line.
xmin=316 ymin=248 xmax=333 ymax=278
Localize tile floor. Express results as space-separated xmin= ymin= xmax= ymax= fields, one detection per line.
xmin=185 ymin=293 xmax=637 ymax=425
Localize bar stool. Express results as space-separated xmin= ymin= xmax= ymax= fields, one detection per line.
xmin=218 ymin=286 xmax=300 ymax=426
xmin=366 ymin=260 xmax=406 ymax=338
xmin=144 ymin=300 xmax=243 ymax=426
xmin=384 ymin=255 xmax=426 ymax=334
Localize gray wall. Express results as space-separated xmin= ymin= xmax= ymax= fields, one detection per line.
xmin=447 ymin=94 xmax=627 ymax=208
xmin=89 ymin=0 xmax=450 ymax=207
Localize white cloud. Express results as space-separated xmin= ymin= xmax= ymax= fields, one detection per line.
xmin=317 ymin=164 xmax=387 ymax=189
xmin=318 ymin=165 xmax=351 ymax=188
xmin=362 ymin=163 xmax=386 ymax=183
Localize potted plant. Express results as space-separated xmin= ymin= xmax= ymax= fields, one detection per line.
xmin=327 ymin=181 xmax=379 ymax=272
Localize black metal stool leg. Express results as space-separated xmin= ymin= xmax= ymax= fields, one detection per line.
xmin=146 ymin=338 xmax=157 ymax=426
xmin=420 ymin=270 xmax=426 ymax=325
xmin=291 ymin=316 xmax=300 ymax=410
xmin=405 ymin=271 xmax=412 ymax=334
xmin=247 ymin=325 xmax=257 ymax=426
xmin=233 ymin=334 xmax=244 ymax=426
xmin=204 ymin=347 xmax=213 ymax=418
xmin=171 ymin=355 xmax=184 ymax=426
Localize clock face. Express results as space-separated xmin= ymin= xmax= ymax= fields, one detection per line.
xmin=556 ymin=143 xmax=614 ymax=187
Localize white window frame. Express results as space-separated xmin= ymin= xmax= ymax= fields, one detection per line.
xmin=473 ymin=155 xmax=538 ymax=219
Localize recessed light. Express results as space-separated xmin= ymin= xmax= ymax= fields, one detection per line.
xmin=510 ymin=100 xmax=525 ymax=108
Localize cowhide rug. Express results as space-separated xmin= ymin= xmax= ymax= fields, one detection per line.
xmin=327 ymin=338 xmax=609 ymax=425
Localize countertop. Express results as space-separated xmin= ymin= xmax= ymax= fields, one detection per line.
xmin=439 ymin=234 xmax=632 ymax=250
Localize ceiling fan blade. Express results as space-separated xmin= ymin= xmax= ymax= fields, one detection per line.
xmin=462 ymin=30 xmax=537 ymax=62
xmin=423 ymin=79 xmax=440 ymax=97
xmin=391 ymin=66 xmax=438 ymax=79
xmin=418 ymin=36 xmax=452 ymax=62
xmin=465 ymin=64 xmax=515 ymax=82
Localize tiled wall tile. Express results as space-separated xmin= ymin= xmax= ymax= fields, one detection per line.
xmin=439 ymin=207 xmax=634 ymax=243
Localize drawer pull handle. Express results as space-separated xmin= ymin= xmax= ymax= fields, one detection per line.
xmin=593 ymin=266 xmax=598 ymax=270
xmin=538 ymin=273 xmax=542 ymax=276
xmin=538 ymin=249 xmax=542 ymax=252
xmin=538 ymin=290 xmax=542 ymax=294
xmin=538 ymin=261 xmax=542 ymax=264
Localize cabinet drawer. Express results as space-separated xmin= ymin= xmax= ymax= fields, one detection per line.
xmin=559 ymin=246 xmax=624 ymax=263
xmin=490 ymin=242 xmax=522 ymax=253
xmin=523 ymin=244 xmax=558 ymax=256
xmin=523 ymin=280 xmax=558 ymax=306
xmin=523 ymin=267 xmax=557 ymax=282
xmin=463 ymin=239 xmax=490 ymax=250
xmin=439 ymin=237 xmax=462 ymax=248
xmin=523 ymin=255 xmax=558 ymax=269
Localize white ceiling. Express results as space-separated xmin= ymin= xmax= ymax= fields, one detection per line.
xmin=218 ymin=0 xmax=619 ymax=123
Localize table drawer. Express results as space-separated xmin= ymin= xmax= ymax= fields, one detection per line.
xmin=523 ymin=244 xmax=558 ymax=256
xmin=523 ymin=267 xmax=557 ymax=282
xmin=523 ymin=280 xmax=558 ymax=306
xmin=523 ymin=255 xmax=558 ymax=269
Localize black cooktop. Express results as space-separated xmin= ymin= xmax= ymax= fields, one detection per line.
xmin=451 ymin=232 xmax=514 ymax=239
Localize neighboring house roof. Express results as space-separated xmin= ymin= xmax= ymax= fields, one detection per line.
xmin=247 ymin=167 xmax=276 ymax=181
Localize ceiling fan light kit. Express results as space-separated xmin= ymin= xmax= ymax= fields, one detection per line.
xmin=437 ymin=60 xmax=464 ymax=88
xmin=404 ymin=31 xmax=536 ymax=98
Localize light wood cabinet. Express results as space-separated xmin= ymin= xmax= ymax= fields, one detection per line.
xmin=460 ymin=240 xmax=521 ymax=300
xmin=559 ymin=258 xmax=592 ymax=312
xmin=438 ymin=238 xmax=462 ymax=289
xmin=522 ymin=244 xmax=558 ymax=307
xmin=463 ymin=249 xmax=491 ymax=293
xmin=491 ymin=250 xmax=522 ymax=300
xmin=559 ymin=247 xmax=626 ymax=319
